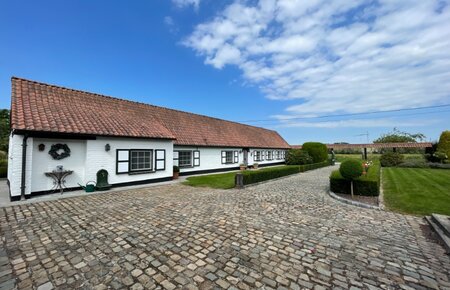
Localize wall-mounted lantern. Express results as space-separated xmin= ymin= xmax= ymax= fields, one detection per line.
xmin=105 ymin=144 xmax=111 ymax=152
xmin=38 ymin=144 xmax=45 ymax=151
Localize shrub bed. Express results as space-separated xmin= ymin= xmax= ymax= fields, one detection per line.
xmin=380 ymin=152 xmax=404 ymax=167
xmin=330 ymin=161 xmax=380 ymax=196
xmin=0 ymin=159 xmax=7 ymax=178
xmin=298 ymin=160 xmax=331 ymax=172
xmin=302 ymin=142 xmax=328 ymax=163
xmin=243 ymin=160 xmax=331 ymax=185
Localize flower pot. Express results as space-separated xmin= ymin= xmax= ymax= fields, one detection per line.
xmin=253 ymin=164 xmax=259 ymax=169
xmin=173 ymin=172 xmax=179 ymax=179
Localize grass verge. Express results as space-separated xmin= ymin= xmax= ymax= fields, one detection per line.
xmin=383 ymin=167 xmax=450 ymax=216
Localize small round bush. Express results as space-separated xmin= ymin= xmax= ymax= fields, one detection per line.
xmin=437 ymin=130 xmax=450 ymax=160
xmin=339 ymin=159 xmax=363 ymax=180
xmin=302 ymin=142 xmax=328 ymax=163
xmin=380 ymin=152 xmax=404 ymax=167
xmin=285 ymin=149 xmax=313 ymax=165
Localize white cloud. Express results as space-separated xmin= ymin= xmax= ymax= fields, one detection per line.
xmin=172 ymin=0 xmax=200 ymax=9
xmin=183 ymin=0 xmax=450 ymax=120
xmin=164 ymin=16 xmax=179 ymax=34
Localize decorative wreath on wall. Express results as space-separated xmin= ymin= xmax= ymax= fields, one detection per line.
xmin=48 ymin=144 xmax=71 ymax=160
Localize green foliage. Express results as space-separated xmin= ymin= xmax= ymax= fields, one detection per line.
xmin=242 ymin=166 xmax=300 ymax=185
xmin=301 ymin=142 xmax=328 ymax=163
xmin=330 ymin=161 xmax=380 ymax=196
xmin=339 ymin=159 xmax=363 ymax=180
xmin=397 ymin=159 xmax=428 ymax=168
xmin=285 ymin=149 xmax=313 ymax=165
xmin=374 ymin=128 xmax=425 ymax=143
xmin=0 ymin=158 xmax=7 ymax=178
xmin=437 ymin=130 xmax=450 ymax=161
xmin=173 ymin=166 xmax=180 ymax=173
xmin=374 ymin=128 xmax=426 ymax=154
xmin=298 ymin=160 xmax=330 ymax=172
xmin=0 ymin=109 xmax=9 ymax=152
xmin=0 ymin=166 xmax=6 ymax=178
xmin=380 ymin=152 xmax=404 ymax=167
xmin=243 ymin=161 xmax=331 ymax=185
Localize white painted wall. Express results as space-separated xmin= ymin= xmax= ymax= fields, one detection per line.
xmin=7 ymin=133 xmax=286 ymax=198
xmin=173 ymin=146 xmax=286 ymax=173
xmin=249 ymin=148 xmax=286 ymax=166
xmin=7 ymin=134 xmax=33 ymax=197
xmin=31 ymin=138 xmax=87 ymax=193
xmin=8 ymin=135 xmax=173 ymax=198
xmin=85 ymin=137 xmax=173 ymax=184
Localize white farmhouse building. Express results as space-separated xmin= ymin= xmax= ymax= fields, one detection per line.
xmin=7 ymin=77 xmax=290 ymax=201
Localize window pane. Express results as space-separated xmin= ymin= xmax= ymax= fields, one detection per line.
xmin=178 ymin=151 xmax=192 ymax=167
xmin=225 ymin=151 xmax=233 ymax=163
xmin=129 ymin=150 xmax=152 ymax=171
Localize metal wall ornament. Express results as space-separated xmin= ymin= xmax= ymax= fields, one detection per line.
xmin=38 ymin=144 xmax=45 ymax=151
xmin=48 ymin=144 xmax=71 ymax=160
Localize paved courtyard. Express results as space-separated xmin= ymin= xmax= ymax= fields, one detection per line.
xmin=1 ymin=166 xmax=450 ymax=290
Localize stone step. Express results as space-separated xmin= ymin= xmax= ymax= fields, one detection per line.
xmin=425 ymin=216 xmax=450 ymax=254
xmin=432 ymin=213 xmax=450 ymax=237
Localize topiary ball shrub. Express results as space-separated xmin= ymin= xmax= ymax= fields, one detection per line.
xmin=285 ymin=149 xmax=313 ymax=165
xmin=339 ymin=159 xmax=363 ymax=180
xmin=380 ymin=152 xmax=404 ymax=167
xmin=302 ymin=142 xmax=328 ymax=163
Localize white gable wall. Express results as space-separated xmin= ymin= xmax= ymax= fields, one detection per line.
xmin=7 ymin=134 xmax=33 ymax=196
xmin=31 ymin=138 xmax=87 ymax=193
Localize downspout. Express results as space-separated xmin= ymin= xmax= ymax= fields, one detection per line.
xmin=20 ymin=134 xmax=29 ymax=201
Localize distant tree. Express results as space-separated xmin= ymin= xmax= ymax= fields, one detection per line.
xmin=373 ymin=128 xmax=426 ymax=154
xmin=0 ymin=109 xmax=10 ymax=152
xmin=373 ymin=128 xmax=425 ymax=143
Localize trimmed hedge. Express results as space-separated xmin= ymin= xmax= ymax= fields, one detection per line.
xmin=285 ymin=149 xmax=313 ymax=165
xmin=330 ymin=161 xmax=380 ymax=196
xmin=380 ymin=152 xmax=404 ymax=167
xmin=0 ymin=166 xmax=6 ymax=178
xmin=298 ymin=160 xmax=331 ymax=172
xmin=302 ymin=142 xmax=328 ymax=163
xmin=242 ymin=160 xmax=331 ymax=185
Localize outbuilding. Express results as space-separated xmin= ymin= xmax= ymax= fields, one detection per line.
xmin=7 ymin=77 xmax=290 ymax=200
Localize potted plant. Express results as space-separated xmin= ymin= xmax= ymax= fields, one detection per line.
xmin=253 ymin=163 xmax=259 ymax=169
xmin=239 ymin=163 xmax=246 ymax=171
xmin=173 ymin=165 xmax=180 ymax=179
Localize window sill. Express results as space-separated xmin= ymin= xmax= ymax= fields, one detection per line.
xmin=128 ymin=170 xmax=154 ymax=175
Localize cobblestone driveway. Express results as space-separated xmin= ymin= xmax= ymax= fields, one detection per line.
xmin=1 ymin=166 xmax=449 ymax=290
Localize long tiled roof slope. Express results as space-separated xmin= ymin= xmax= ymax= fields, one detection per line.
xmin=11 ymin=77 xmax=290 ymax=149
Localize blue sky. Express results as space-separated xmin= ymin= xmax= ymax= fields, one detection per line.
xmin=1 ymin=0 xmax=449 ymax=144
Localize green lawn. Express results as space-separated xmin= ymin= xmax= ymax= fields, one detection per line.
xmin=183 ymin=165 xmax=294 ymax=189
xmin=335 ymin=153 xmax=423 ymax=163
xmin=183 ymin=172 xmax=237 ymax=189
xmin=383 ymin=167 xmax=450 ymax=216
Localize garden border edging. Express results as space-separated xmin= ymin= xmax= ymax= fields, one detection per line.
xmin=328 ymin=190 xmax=381 ymax=210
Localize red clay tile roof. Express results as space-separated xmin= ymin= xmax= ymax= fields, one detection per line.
xmin=11 ymin=77 xmax=290 ymax=149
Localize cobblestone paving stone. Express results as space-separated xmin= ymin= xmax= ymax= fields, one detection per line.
xmin=1 ymin=165 xmax=450 ymax=290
